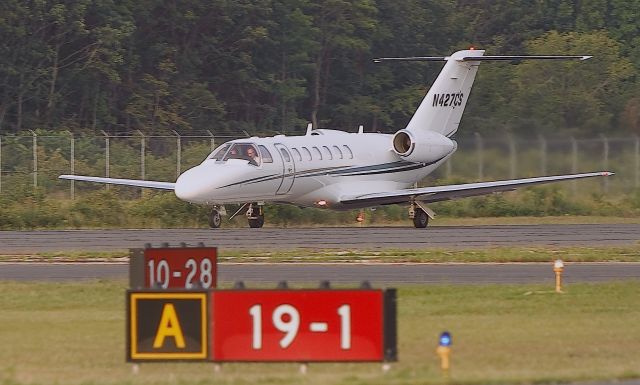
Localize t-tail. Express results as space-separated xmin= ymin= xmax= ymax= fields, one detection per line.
xmin=374 ymin=50 xmax=591 ymax=163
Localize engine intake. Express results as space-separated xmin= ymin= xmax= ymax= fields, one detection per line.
xmin=392 ymin=129 xmax=455 ymax=164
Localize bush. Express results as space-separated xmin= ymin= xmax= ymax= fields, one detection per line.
xmin=0 ymin=186 xmax=636 ymax=229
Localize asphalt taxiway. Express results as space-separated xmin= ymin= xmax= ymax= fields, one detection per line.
xmin=1 ymin=262 xmax=639 ymax=285
xmin=0 ymin=224 xmax=638 ymax=253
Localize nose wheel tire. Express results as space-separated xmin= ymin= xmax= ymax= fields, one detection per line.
xmin=209 ymin=209 xmax=222 ymax=228
xmin=248 ymin=215 xmax=265 ymax=228
xmin=413 ymin=208 xmax=429 ymax=228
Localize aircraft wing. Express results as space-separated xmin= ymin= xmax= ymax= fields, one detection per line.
xmin=59 ymin=175 xmax=175 ymax=190
xmin=340 ymin=172 xmax=613 ymax=206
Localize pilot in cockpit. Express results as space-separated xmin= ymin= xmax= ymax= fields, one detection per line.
xmin=245 ymin=146 xmax=260 ymax=166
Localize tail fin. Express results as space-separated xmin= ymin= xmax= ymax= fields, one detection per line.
xmin=374 ymin=50 xmax=591 ymax=137
xmin=406 ymin=49 xmax=483 ymax=137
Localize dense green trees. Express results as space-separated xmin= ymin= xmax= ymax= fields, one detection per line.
xmin=0 ymin=1 xmax=638 ymax=137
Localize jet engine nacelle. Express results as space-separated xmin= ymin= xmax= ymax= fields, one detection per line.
xmin=392 ymin=129 xmax=455 ymax=163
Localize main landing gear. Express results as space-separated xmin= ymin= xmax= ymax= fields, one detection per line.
xmin=409 ymin=200 xmax=433 ymax=229
xmin=208 ymin=203 xmax=266 ymax=229
xmin=246 ymin=203 xmax=265 ymax=228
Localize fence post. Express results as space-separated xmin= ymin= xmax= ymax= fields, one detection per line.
xmin=137 ymin=130 xmax=145 ymax=180
xmin=508 ymin=134 xmax=517 ymax=179
xmin=173 ymin=130 xmax=181 ymax=178
xmin=101 ymin=131 xmax=110 ymax=190
xmin=635 ymin=135 xmax=639 ymax=189
xmin=475 ymin=132 xmax=483 ymax=181
xmin=570 ymin=136 xmax=578 ymax=194
xmin=538 ymin=135 xmax=547 ymax=175
xmin=601 ymin=135 xmax=609 ymax=193
xmin=0 ymin=135 xmax=2 ymax=194
xmin=68 ymin=132 xmax=75 ymax=200
xmin=29 ymin=130 xmax=37 ymax=189
xmin=207 ymin=130 xmax=215 ymax=152
xmin=65 ymin=130 xmax=76 ymax=200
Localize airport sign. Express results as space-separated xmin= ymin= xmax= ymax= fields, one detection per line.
xmin=129 ymin=246 xmax=217 ymax=289
xmin=127 ymin=291 xmax=209 ymax=361
xmin=209 ymin=289 xmax=397 ymax=362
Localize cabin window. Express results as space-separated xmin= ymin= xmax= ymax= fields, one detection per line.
xmin=322 ymin=146 xmax=333 ymax=160
xmin=343 ymin=145 xmax=354 ymax=159
xmin=209 ymin=144 xmax=230 ymax=160
xmin=332 ymin=145 xmax=343 ymax=159
xmin=291 ymin=148 xmax=302 ymax=162
xmin=312 ymin=146 xmax=322 ymax=160
xmin=302 ymin=147 xmax=312 ymax=161
xmin=280 ymin=148 xmax=291 ymax=162
xmin=258 ymin=145 xmax=273 ymax=163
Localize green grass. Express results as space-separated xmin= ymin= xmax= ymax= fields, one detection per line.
xmin=2 ymin=244 xmax=640 ymax=263
xmin=1 ymin=280 xmax=639 ymax=384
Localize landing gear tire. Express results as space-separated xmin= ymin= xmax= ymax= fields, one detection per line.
xmin=248 ymin=215 xmax=264 ymax=228
xmin=209 ymin=209 xmax=222 ymax=228
xmin=413 ymin=208 xmax=429 ymax=228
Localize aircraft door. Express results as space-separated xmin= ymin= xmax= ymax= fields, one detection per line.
xmin=274 ymin=143 xmax=295 ymax=195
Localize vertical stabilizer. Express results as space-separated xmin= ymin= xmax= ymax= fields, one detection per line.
xmin=373 ymin=50 xmax=590 ymax=139
xmin=405 ymin=49 xmax=484 ymax=137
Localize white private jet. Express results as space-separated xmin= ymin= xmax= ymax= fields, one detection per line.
xmin=60 ymin=49 xmax=613 ymax=228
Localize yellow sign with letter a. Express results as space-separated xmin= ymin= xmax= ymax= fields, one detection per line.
xmin=127 ymin=291 xmax=208 ymax=361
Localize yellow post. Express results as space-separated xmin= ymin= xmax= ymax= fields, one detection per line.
xmin=554 ymin=259 xmax=564 ymax=293
xmin=436 ymin=331 xmax=452 ymax=377
xmin=436 ymin=345 xmax=451 ymax=371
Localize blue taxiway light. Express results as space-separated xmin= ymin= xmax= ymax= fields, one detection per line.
xmin=439 ymin=331 xmax=452 ymax=347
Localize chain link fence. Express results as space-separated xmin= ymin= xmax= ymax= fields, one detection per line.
xmin=0 ymin=132 xmax=637 ymax=199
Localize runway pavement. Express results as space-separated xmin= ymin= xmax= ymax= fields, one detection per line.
xmin=0 ymin=224 xmax=639 ymax=253
xmin=1 ymin=262 xmax=639 ymax=285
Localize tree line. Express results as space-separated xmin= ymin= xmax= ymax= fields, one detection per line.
xmin=0 ymin=0 xmax=638 ymax=138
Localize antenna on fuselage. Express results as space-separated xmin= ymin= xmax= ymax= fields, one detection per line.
xmin=305 ymin=122 xmax=313 ymax=136
xmin=358 ymin=125 xmax=364 ymax=134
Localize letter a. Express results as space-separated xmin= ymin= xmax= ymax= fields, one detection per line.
xmin=153 ymin=303 xmax=186 ymax=348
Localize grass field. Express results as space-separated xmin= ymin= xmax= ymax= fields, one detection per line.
xmin=3 ymin=244 xmax=639 ymax=263
xmin=1 ymin=280 xmax=639 ymax=385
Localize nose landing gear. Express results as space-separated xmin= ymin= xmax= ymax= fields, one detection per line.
xmin=208 ymin=206 xmax=225 ymax=228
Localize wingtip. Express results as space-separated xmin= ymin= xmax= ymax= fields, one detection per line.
xmin=601 ymin=171 xmax=614 ymax=176
xmin=581 ymin=55 xmax=593 ymax=61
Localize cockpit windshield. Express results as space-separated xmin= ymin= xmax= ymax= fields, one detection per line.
xmin=208 ymin=142 xmax=261 ymax=166
xmin=209 ymin=144 xmax=231 ymax=160
xmin=224 ymin=143 xmax=260 ymax=165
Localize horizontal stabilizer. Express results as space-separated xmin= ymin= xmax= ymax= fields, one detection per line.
xmin=341 ymin=172 xmax=613 ymax=206
xmin=373 ymin=55 xmax=591 ymax=63
xmin=59 ymin=175 xmax=175 ymax=190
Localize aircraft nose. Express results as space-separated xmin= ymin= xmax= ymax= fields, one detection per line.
xmin=175 ymin=167 xmax=211 ymax=203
